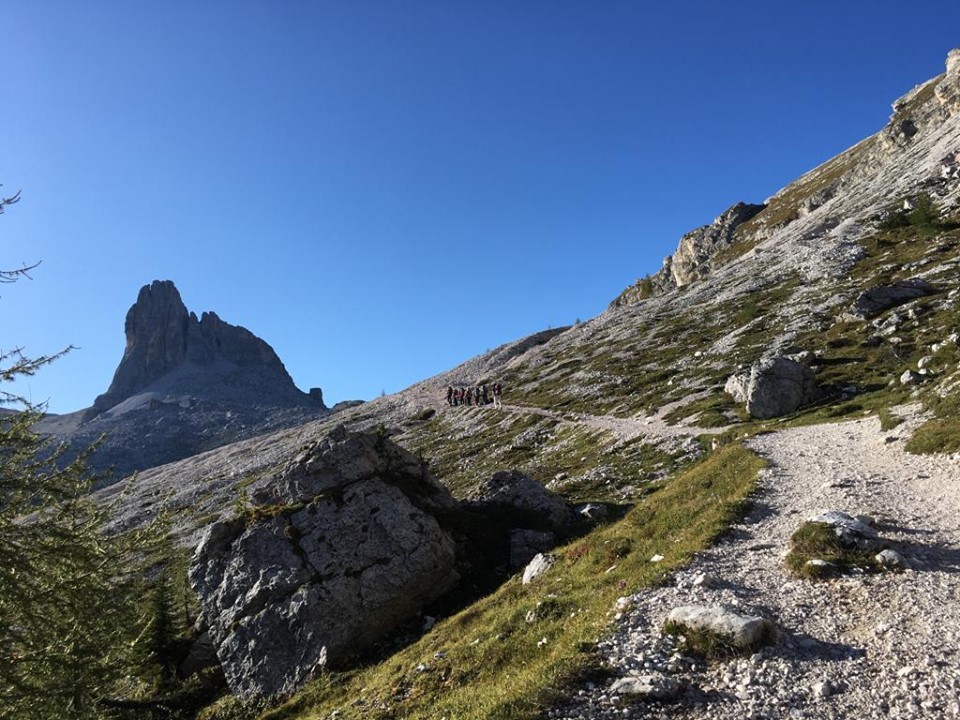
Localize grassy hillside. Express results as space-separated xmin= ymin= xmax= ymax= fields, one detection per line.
xmin=184 ymin=199 xmax=960 ymax=720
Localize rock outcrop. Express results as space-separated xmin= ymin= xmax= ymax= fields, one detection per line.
xmin=88 ymin=280 xmax=317 ymax=418
xmin=467 ymin=470 xmax=572 ymax=530
xmin=190 ymin=427 xmax=461 ymax=699
xmin=38 ymin=280 xmax=329 ymax=480
xmin=611 ymin=201 xmax=765 ymax=306
xmin=667 ymin=202 xmax=767 ymax=287
xmin=725 ymin=356 xmax=822 ymax=419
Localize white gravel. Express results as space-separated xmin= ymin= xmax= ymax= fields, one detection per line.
xmin=552 ymin=408 xmax=960 ymax=719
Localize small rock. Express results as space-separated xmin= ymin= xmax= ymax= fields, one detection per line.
xmin=609 ymin=673 xmax=682 ymax=701
xmin=900 ymin=369 xmax=924 ymax=386
xmin=875 ymin=549 xmax=908 ymax=570
xmin=812 ymin=680 xmax=833 ymax=698
xmin=650 ymin=554 xmax=665 ymax=562
xmin=666 ymin=605 xmax=775 ymax=649
xmin=692 ymin=573 xmax=717 ymax=588
xmin=522 ymin=553 xmax=556 ymax=584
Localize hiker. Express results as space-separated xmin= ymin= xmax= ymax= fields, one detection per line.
xmin=474 ymin=386 xmax=481 ymax=406
xmin=481 ymin=384 xmax=489 ymax=405
xmin=493 ymin=382 xmax=503 ymax=409
xmin=446 ymin=386 xmax=453 ymax=406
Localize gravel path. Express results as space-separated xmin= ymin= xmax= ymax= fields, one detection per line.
xmin=553 ymin=409 xmax=960 ymax=719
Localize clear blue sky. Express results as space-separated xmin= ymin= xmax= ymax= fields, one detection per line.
xmin=3 ymin=1 xmax=959 ymax=413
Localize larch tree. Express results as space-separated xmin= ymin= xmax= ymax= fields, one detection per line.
xmin=0 ymin=188 xmax=151 ymax=719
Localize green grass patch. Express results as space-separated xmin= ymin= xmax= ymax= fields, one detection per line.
xmin=255 ymin=444 xmax=766 ymax=720
xmin=785 ymin=522 xmax=878 ymax=579
xmin=877 ymin=408 xmax=903 ymax=431
xmin=905 ymin=417 xmax=960 ymax=454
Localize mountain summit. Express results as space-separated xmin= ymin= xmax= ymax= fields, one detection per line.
xmin=87 ymin=280 xmax=317 ymax=419
xmin=40 ymin=280 xmax=329 ymax=481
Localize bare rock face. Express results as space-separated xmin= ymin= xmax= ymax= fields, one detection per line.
xmin=610 ymin=202 xmax=765 ymax=306
xmin=189 ymin=427 xmax=461 ymax=699
xmin=89 ymin=280 xmax=307 ymax=417
xmin=725 ymin=356 xmax=822 ymax=419
xmin=37 ymin=280 xmax=329 ymax=480
xmin=668 ymin=202 xmax=767 ymax=287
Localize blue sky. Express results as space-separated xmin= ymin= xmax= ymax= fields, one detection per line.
xmin=3 ymin=1 xmax=959 ymax=413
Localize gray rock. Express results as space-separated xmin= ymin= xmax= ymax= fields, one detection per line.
xmin=38 ymin=280 xmax=329 ymax=482
xmin=666 ymin=605 xmax=775 ymax=649
xmin=522 ymin=553 xmax=557 ymax=585
xmin=90 ymin=280 xmax=324 ymax=419
xmin=901 ymin=369 xmax=925 ymax=385
xmin=610 ymin=673 xmax=682 ymax=700
xmin=667 ymin=202 xmax=768 ymax=287
xmin=725 ymin=356 xmax=822 ymax=419
xmin=809 ymin=511 xmax=881 ymax=551
xmin=805 ymin=558 xmax=836 ymax=575
xmin=189 ymin=428 xmax=461 ymax=699
xmin=575 ymin=503 xmax=609 ymax=521
xmin=177 ymin=631 xmax=219 ymax=679
xmin=609 ymin=201 xmax=765 ymax=305
xmin=692 ymin=572 xmax=717 ymax=588
xmin=509 ymin=529 xmax=556 ymax=570
xmin=876 ymin=548 xmax=908 ymax=570
xmin=812 ymin=680 xmax=835 ymax=699
xmin=844 ymin=279 xmax=937 ymax=320
xmin=468 ymin=469 xmax=572 ymax=529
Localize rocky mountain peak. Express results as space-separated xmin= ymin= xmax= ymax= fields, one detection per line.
xmin=87 ymin=280 xmax=311 ymax=418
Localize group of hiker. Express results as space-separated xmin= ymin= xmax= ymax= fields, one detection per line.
xmin=446 ymin=382 xmax=503 ymax=409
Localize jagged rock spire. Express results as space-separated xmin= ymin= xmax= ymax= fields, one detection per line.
xmin=88 ymin=280 xmax=308 ymax=418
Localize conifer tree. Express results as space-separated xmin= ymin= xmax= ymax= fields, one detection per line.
xmin=0 ymin=189 xmax=149 ymax=719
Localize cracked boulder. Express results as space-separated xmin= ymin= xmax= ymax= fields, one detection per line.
xmin=189 ymin=426 xmax=461 ymax=699
xmin=725 ymin=355 xmax=823 ymax=419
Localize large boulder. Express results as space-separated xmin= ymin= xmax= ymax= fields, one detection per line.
xmin=189 ymin=427 xmax=461 ymax=699
xmin=725 ymin=355 xmax=822 ymax=419
xmin=467 ymin=470 xmax=573 ymax=569
xmin=467 ymin=469 xmax=572 ymax=529
xmin=843 ymin=278 xmax=936 ymax=321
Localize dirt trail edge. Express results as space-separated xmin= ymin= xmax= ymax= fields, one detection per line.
xmin=554 ymin=409 xmax=960 ymax=720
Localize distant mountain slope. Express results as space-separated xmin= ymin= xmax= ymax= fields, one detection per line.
xmin=38 ymin=280 xmax=331 ymax=482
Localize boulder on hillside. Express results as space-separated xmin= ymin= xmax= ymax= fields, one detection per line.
xmin=467 ymin=470 xmax=573 ymax=569
xmin=189 ymin=427 xmax=461 ymax=699
xmin=467 ymin=469 xmax=573 ymax=530
xmin=725 ymin=355 xmax=822 ymax=419
xmin=843 ymin=278 xmax=936 ymax=321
